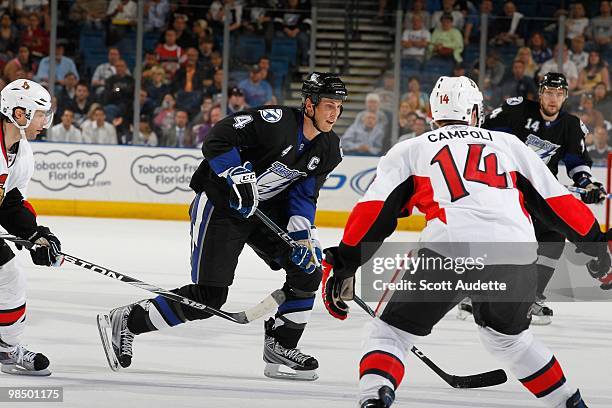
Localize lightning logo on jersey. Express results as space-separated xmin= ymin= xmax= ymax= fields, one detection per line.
xmin=257 ymin=161 xmax=306 ymax=200
xmin=525 ymin=134 xmax=560 ymax=164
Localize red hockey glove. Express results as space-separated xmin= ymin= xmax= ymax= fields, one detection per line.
xmin=322 ymin=247 xmax=355 ymax=320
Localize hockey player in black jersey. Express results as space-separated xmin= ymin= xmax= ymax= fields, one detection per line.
xmin=97 ymin=72 xmax=347 ymax=380
xmin=456 ymin=72 xmax=607 ymax=325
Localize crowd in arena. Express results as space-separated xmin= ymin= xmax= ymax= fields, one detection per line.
xmin=0 ymin=0 xmax=609 ymax=162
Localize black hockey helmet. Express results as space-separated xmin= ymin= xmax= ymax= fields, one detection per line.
xmin=301 ymin=72 xmax=348 ymax=106
xmin=539 ymin=72 xmax=568 ymax=94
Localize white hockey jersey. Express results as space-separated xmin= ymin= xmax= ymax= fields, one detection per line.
xmin=0 ymin=135 xmax=34 ymax=203
xmin=338 ymin=125 xmax=602 ymax=269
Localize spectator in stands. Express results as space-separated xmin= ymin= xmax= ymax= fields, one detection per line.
xmin=500 ymin=59 xmax=538 ymax=101
xmin=4 ymin=46 xmax=35 ymax=82
xmin=355 ymin=93 xmax=389 ymax=130
xmin=463 ymin=0 xmax=493 ymax=45
xmin=69 ymin=0 xmax=107 ymax=30
xmin=144 ymin=0 xmax=169 ymax=32
xmin=91 ymin=47 xmax=129 ymax=97
xmin=172 ymin=13 xmax=197 ymax=49
xmin=577 ymin=51 xmax=610 ymax=94
xmin=277 ymin=0 xmax=310 ymax=66
xmin=577 ymin=93 xmax=605 ymax=131
xmin=161 ymin=109 xmax=192 ymax=147
xmin=569 ymin=35 xmax=589 ymax=73
xmin=204 ymin=67 xmax=224 ymax=102
xmin=398 ymin=104 xmax=417 ymax=136
xmin=208 ymin=0 xmax=242 ymax=35
xmin=588 ymin=0 xmax=611 ymax=51
xmin=471 ymin=51 xmax=505 ymax=88
xmin=403 ymin=91 xmax=429 ymax=118
xmin=34 ymin=44 xmax=79 ymax=87
xmin=514 ymin=47 xmax=537 ymax=78
xmin=539 ymin=45 xmax=579 ymax=91
xmin=401 ymin=14 xmax=430 ymax=62
xmin=565 ymin=2 xmax=589 ymax=40
xmin=238 ymin=64 xmax=274 ymax=107
xmin=404 ymin=76 xmax=429 ymax=111
xmin=227 ymin=86 xmax=248 ymax=114
xmin=428 ymin=13 xmax=463 ymax=63
xmin=155 ymin=28 xmax=184 ymax=79
xmin=198 ymin=37 xmax=214 ymax=67
xmin=372 ymin=71 xmax=394 ymax=113
xmin=192 ymin=19 xmax=211 ymax=42
xmin=106 ymin=0 xmax=137 ymax=46
xmin=190 ymin=96 xmax=213 ymax=128
xmin=144 ymin=65 xmax=170 ymax=105
xmin=82 ymin=106 xmax=118 ymax=144
xmin=132 ymin=115 xmax=159 ymax=146
xmin=242 ymin=3 xmax=274 ymax=49
xmin=593 ymin=81 xmax=612 ymax=114
xmin=587 ymin=126 xmax=611 ymax=165
xmin=15 ymin=0 xmax=49 ymax=29
xmin=66 ymin=81 xmax=93 ymax=126
xmin=103 ymin=59 xmax=135 ymax=119
xmin=432 ymin=0 xmax=464 ymax=30
xmin=528 ymin=32 xmax=552 ymax=67
xmin=19 ymin=12 xmax=49 ymax=59
xmin=202 ymin=50 xmax=222 ymax=87
xmin=489 ymin=1 xmax=524 ymax=47
xmin=342 ymin=111 xmax=384 ymax=155
xmin=0 ymin=14 xmax=18 ymax=60
xmin=153 ymin=93 xmax=176 ymax=132
xmin=139 ymin=88 xmax=156 ymax=118
xmin=193 ymin=103 xmax=221 ymax=148
xmin=257 ymin=56 xmax=276 ymax=90
xmin=173 ymin=47 xmax=203 ymax=93
xmin=141 ymin=50 xmax=160 ymax=81
xmin=57 ymin=72 xmax=78 ymax=105
xmin=452 ymin=62 xmax=466 ymax=77
xmin=47 ymin=109 xmax=83 ymax=143
xmin=403 ymin=0 xmax=430 ymax=30
xmin=398 ymin=116 xmax=427 ymax=142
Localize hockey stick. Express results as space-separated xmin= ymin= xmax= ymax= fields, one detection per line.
xmin=566 ymin=185 xmax=612 ymax=200
xmin=0 ymin=234 xmax=284 ymax=325
xmin=253 ymin=210 xmax=508 ymax=389
xmin=353 ymin=295 xmax=508 ymax=389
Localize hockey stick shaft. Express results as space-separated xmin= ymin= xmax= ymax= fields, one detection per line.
xmin=252 ymin=212 xmax=507 ymax=388
xmin=353 ymin=294 xmax=507 ymax=389
xmin=566 ymin=185 xmax=612 ymax=199
xmin=0 ymin=235 xmax=283 ymax=324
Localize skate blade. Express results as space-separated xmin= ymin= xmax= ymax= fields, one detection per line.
xmin=1 ymin=364 xmax=51 ymax=376
xmin=96 ymin=314 xmax=120 ymax=372
xmin=530 ymin=315 xmax=552 ymax=326
xmin=264 ymin=363 xmax=318 ymax=381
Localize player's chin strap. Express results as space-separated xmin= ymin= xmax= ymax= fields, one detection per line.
xmin=304 ymin=106 xmax=327 ymax=134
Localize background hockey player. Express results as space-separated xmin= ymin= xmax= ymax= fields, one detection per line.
xmin=475 ymin=72 xmax=607 ymax=324
xmin=0 ymin=79 xmax=63 ymax=376
xmin=98 ymin=72 xmax=347 ymax=380
xmin=320 ymin=76 xmax=610 ymax=407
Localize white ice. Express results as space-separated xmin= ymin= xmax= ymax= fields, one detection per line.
xmin=3 ymin=216 xmax=611 ymax=408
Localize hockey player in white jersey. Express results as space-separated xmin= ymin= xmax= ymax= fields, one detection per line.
xmin=0 ymin=79 xmax=63 ymax=376
xmin=321 ymin=77 xmax=610 ymax=407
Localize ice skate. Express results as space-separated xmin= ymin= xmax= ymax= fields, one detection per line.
xmin=456 ymin=297 xmax=473 ymax=320
xmin=0 ymin=344 xmax=50 ymax=376
xmin=263 ymin=318 xmax=318 ymax=381
xmin=97 ymin=304 xmax=135 ymax=371
xmin=530 ymin=297 xmax=553 ymax=326
xmin=361 ymin=386 xmax=395 ymax=408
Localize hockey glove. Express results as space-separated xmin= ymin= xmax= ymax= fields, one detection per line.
xmin=583 ymin=229 xmax=612 ymax=289
xmin=575 ymin=178 xmax=606 ymax=204
xmin=322 ymin=247 xmax=355 ymax=320
xmin=226 ymin=162 xmax=259 ymax=218
xmin=27 ymin=225 xmax=63 ymax=267
xmin=288 ymin=228 xmax=322 ymax=274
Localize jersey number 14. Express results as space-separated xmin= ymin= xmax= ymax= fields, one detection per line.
xmin=431 ymin=144 xmax=508 ymax=202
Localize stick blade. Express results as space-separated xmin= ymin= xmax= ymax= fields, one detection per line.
xmin=450 ymin=369 xmax=507 ymax=388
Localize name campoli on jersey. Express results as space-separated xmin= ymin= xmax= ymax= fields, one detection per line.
xmin=426 ymin=129 xmax=494 ymax=142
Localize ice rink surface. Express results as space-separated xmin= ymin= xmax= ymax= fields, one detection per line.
xmin=4 ymin=216 xmax=611 ymax=407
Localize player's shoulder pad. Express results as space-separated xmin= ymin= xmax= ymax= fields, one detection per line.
xmin=563 ymin=111 xmax=589 ymax=136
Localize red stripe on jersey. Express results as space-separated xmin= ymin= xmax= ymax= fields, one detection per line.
xmin=342 ymin=201 xmax=385 ymax=247
xmin=545 ymin=195 xmax=595 ymax=236
xmin=520 ymin=357 xmax=565 ymax=397
xmin=0 ymin=304 xmax=25 ymax=325
xmin=22 ymin=200 xmax=37 ymax=217
xmin=510 ymin=172 xmax=531 ymax=222
xmin=359 ymin=350 xmax=405 ymax=388
xmin=406 ymin=176 xmax=446 ymax=224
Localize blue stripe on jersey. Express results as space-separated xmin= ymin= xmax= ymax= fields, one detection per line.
xmin=208 ymin=148 xmax=241 ymax=175
xmin=278 ymin=298 xmax=315 ymax=314
xmin=191 ymin=196 xmax=214 ymax=283
xmin=287 ymin=176 xmax=316 ymax=224
xmin=563 ymin=153 xmax=589 ymax=173
xmin=152 ymin=296 xmax=182 ymax=326
xmin=489 ymin=127 xmax=513 ymax=133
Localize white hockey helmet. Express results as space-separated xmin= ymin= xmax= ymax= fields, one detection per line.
xmin=430 ymin=76 xmax=483 ymax=127
xmin=0 ymin=79 xmax=54 ymax=133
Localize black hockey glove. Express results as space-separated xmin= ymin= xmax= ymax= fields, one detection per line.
xmin=575 ymin=178 xmax=606 ymax=204
xmin=580 ymin=229 xmax=612 ymax=289
xmin=322 ymin=247 xmax=355 ymax=320
xmin=27 ymin=226 xmax=63 ymax=267
xmin=226 ymin=162 xmax=259 ymax=218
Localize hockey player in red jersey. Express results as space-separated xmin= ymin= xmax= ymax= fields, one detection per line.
xmin=321 ymin=76 xmax=610 ymax=407
xmin=0 ymin=79 xmax=63 ymax=376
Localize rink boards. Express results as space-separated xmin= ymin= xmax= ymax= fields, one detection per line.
xmin=26 ymin=142 xmax=607 ymax=230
